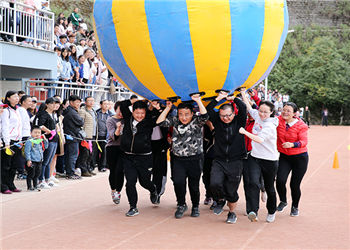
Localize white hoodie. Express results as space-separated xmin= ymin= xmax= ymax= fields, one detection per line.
xmin=1 ymin=106 xmax=22 ymax=146
xmin=249 ymin=109 xmax=279 ymax=161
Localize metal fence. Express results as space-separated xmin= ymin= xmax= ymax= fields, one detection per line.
xmin=0 ymin=0 xmax=54 ymax=49
xmin=23 ymin=79 xmax=135 ymax=104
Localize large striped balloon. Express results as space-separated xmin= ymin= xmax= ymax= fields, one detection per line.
xmin=93 ymin=0 xmax=289 ymax=101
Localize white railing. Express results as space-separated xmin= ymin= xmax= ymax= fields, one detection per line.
xmin=0 ymin=0 xmax=54 ymax=49
xmin=23 ymin=78 xmax=135 ymax=104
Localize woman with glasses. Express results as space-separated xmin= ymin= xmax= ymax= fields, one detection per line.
xmin=205 ymin=90 xmax=247 ymax=224
xmin=239 ymin=89 xmax=279 ymax=223
xmin=276 ymin=102 xmax=308 ymax=217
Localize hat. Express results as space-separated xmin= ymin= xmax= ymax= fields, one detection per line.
xmin=45 ymin=97 xmax=60 ymax=104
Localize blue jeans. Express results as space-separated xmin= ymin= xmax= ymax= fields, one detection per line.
xmin=64 ymin=141 xmax=79 ymax=176
xmin=40 ymin=142 xmax=58 ymax=181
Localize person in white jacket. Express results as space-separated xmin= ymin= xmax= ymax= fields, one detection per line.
xmin=16 ymin=95 xmax=33 ymax=179
xmin=1 ymin=91 xmax=22 ymax=194
xmin=239 ymin=88 xmax=279 ymax=223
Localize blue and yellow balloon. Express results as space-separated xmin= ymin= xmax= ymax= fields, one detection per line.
xmin=93 ymin=0 xmax=289 ymax=101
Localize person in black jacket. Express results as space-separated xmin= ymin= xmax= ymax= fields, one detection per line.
xmin=206 ymin=91 xmax=247 ymax=224
xmin=63 ymin=95 xmax=84 ymax=179
xmin=120 ymin=99 xmax=160 ymax=217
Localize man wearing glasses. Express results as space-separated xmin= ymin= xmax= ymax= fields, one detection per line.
xmin=206 ymin=91 xmax=247 ymax=224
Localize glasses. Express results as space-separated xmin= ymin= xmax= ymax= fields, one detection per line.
xmin=219 ymin=113 xmax=233 ymax=118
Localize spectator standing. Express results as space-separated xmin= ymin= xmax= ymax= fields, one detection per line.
xmin=70 ymin=7 xmax=81 ymax=29
xmin=93 ymin=100 xmax=112 ymax=172
xmin=57 ymin=18 xmax=67 ymax=37
xmin=69 ymin=45 xmax=79 ymax=82
xmin=1 ymin=91 xmax=22 ymax=194
xmin=59 ymin=48 xmax=73 ymax=82
xmin=76 ymin=38 xmax=87 ymax=57
xmin=65 ymin=34 xmax=76 ymax=48
xmin=75 ymin=27 xmax=86 ymax=46
xmin=321 ymin=108 xmax=328 ymax=126
xmin=303 ymin=106 xmax=310 ymax=127
xmin=63 ymin=95 xmax=84 ymax=179
xmin=94 ymin=53 xmax=109 ymax=103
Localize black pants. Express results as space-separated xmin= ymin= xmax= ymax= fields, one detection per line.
xmin=322 ymin=116 xmax=328 ymax=126
xmin=202 ymin=156 xmax=214 ymax=199
xmin=1 ymin=141 xmax=21 ymax=192
xmin=276 ymin=152 xmax=308 ymax=208
xmin=76 ymin=143 xmax=91 ymax=174
xmin=122 ymin=154 xmax=156 ymax=208
xmin=247 ymin=155 xmax=278 ymax=215
xmin=151 ymin=140 xmax=168 ymax=195
xmin=15 ymin=136 xmax=29 ymax=175
xmin=210 ymin=159 xmax=243 ymax=203
xmin=171 ymin=154 xmax=203 ymax=207
xmin=26 ymin=162 xmax=42 ymax=189
xmin=92 ymin=137 xmax=107 ymax=170
xmin=106 ymin=146 xmax=124 ymax=192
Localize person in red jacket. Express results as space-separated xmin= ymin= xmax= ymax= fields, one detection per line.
xmin=276 ymin=102 xmax=308 ymax=217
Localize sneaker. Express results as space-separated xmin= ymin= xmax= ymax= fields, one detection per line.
xmin=74 ymin=168 xmax=81 ymax=176
xmin=73 ymin=174 xmax=82 ymax=179
xmin=28 ymin=187 xmax=35 ymax=191
xmin=213 ymin=200 xmax=226 ymax=215
xmin=111 ymin=191 xmax=121 ymax=204
xmin=17 ymin=174 xmax=27 ymax=180
xmin=48 ymin=181 xmax=58 ymax=187
xmin=49 ymin=176 xmax=60 ymax=183
xmin=125 ymin=207 xmax=139 ymax=217
xmin=248 ymin=212 xmax=258 ymax=222
xmin=81 ymin=172 xmax=92 ymax=177
xmin=39 ymin=182 xmax=51 ymax=189
xmin=191 ymin=206 xmax=200 ymax=217
xmin=204 ymin=197 xmax=213 ymax=205
xmin=226 ymin=212 xmax=237 ymax=224
xmin=2 ymin=190 xmax=12 ymax=194
xmin=89 ymin=170 xmax=96 ymax=176
xmin=276 ymin=201 xmax=288 ymax=212
xmin=56 ymin=172 xmax=66 ymax=178
xmin=150 ymin=189 xmax=159 ymax=205
xmin=99 ymin=168 xmax=107 ymax=172
xmin=290 ymin=206 xmax=299 ymax=217
xmin=11 ymin=188 xmax=22 ymax=192
xmin=175 ymin=204 xmax=188 ymax=219
xmin=266 ymin=213 xmax=275 ymax=223
xmin=155 ymin=195 xmax=161 ymax=205
xmin=210 ymin=201 xmax=217 ymax=210
xmin=261 ymin=191 xmax=267 ymax=203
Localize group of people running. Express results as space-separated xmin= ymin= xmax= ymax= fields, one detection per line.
xmin=0 ymin=87 xmax=308 ymax=224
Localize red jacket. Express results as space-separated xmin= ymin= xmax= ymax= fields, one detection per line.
xmin=245 ymin=119 xmax=255 ymax=152
xmin=277 ymin=116 xmax=308 ymax=155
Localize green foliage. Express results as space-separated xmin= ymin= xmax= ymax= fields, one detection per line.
xmin=269 ymin=25 xmax=350 ymax=125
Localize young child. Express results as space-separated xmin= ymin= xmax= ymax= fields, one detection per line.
xmin=24 ymin=126 xmax=48 ymax=191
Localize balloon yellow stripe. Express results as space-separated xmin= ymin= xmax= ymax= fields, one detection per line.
xmin=92 ymin=16 xmax=139 ymax=98
xmin=242 ymin=0 xmax=285 ymax=89
xmin=187 ymin=0 xmax=231 ymax=97
xmin=112 ymin=0 xmax=176 ymax=100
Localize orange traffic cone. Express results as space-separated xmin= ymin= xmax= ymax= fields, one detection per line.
xmin=332 ymin=152 xmax=339 ymax=169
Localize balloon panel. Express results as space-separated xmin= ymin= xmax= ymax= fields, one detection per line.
xmin=93 ymin=0 xmax=289 ymax=101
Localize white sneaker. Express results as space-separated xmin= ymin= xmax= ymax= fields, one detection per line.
xmin=74 ymin=168 xmax=81 ymax=176
xmin=266 ymin=213 xmax=275 ymax=223
xmin=48 ymin=180 xmax=58 ymax=187
xmin=248 ymin=212 xmax=258 ymax=222
xmin=261 ymin=191 xmax=267 ymax=203
xmin=49 ymin=176 xmax=60 ymax=183
xmin=39 ymin=182 xmax=51 ymax=189
xmin=111 ymin=191 xmax=121 ymax=204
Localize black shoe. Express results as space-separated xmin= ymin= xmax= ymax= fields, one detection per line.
xmin=290 ymin=206 xmax=299 ymax=217
xmin=28 ymin=187 xmax=34 ymax=191
xmin=226 ymin=212 xmax=237 ymax=224
xmin=126 ymin=207 xmax=139 ymax=217
xmin=277 ymin=201 xmax=288 ymax=212
xmin=150 ymin=189 xmax=159 ymax=204
xmin=191 ymin=206 xmax=200 ymax=217
xmin=155 ymin=195 xmax=161 ymax=205
xmin=210 ymin=200 xmax=217 ymax=210
xmin=175 ymin=204 xmax=188 ymax=219
xmin=213 ymin=200 xmax=226 ymax=215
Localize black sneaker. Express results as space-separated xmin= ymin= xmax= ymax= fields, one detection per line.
xmin=191 ymin=206 xmax=200 ymax=217
xmin=28 ymin=187 xmax=34 ymax=191
xmin=210 ymin=200 xmax=217 ymax=210
xmin=277 ymin=201 xmax=288 ymax=212
xmin=290 ymin=206 xmax=299 ymax=217
xmin=226 ymin=212 xmax=237 ymax=224
xmin=150 ymin=189 xmax=159 ymax=205
xmin=175 ymin=204 xmax=188 ymax=219
xmin=126 ymin=208 xmax=139 ymax=217
xmin=213 ymin=200 xmax=226 ymax=215
xmin=156 ymin=195 xmax=161 ymax=205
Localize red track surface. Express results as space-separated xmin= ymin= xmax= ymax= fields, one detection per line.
xmin=1 ymin=126 xmax=349 ymax=249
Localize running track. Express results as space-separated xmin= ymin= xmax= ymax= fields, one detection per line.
xmin=1 ymin=126 xmax=349 ymax=249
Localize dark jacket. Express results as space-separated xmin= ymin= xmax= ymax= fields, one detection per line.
xmin=63 ymin=106 xmax=84 ymax=142
xmin=207 ymin=98 xmax=247 ymax=161
xmin=95 ymin=108 xmax=112 ymax=138
xmin=120 ymin=100 xmax=160 ymax=154
xmin=35 ymin=111 xmax=59 ymax=142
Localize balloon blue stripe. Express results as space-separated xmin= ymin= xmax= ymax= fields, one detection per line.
xmin=255 ymin=0 xmax=289 ymax=84
xmin=93 ymin=0 xmax=159 ymax=100
xmin=222 ymin=0 xmax=265 ymax=93
xmin=145 ymin=0 xmax=198 ymax=101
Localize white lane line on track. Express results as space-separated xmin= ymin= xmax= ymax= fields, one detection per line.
xmin=239 ymin=138 xmax=348 ymax=250
xmin=108 ymin=215 xmax=173 ymax=249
